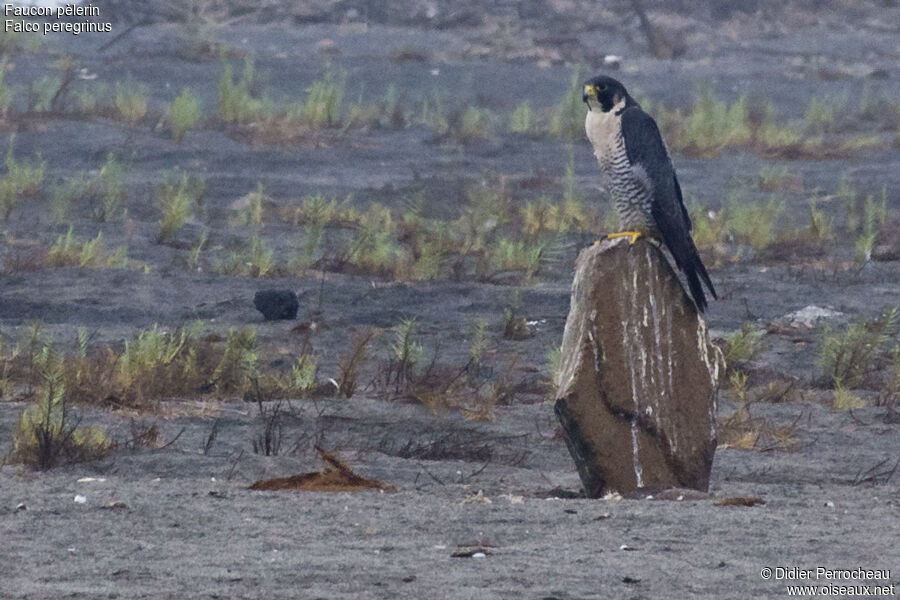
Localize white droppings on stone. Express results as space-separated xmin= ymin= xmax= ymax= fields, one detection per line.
xmin=588 ymin=327 xmax=601 ymax=374
xmin=630 ymin=420 xmax=644 ymax=488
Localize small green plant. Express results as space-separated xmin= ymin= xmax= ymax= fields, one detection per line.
xmin=819 ymin=308 xmax=899 ymax=388
xmin=487 ymin=237 xmax=544 ymax=280
xmin=230 ymin=183 xmax=267 ymax=227
xmin=0 ymin=61 xmax=13 ymax=118
xmin=0 ymin=135 xmax=46 ymax=218
xmin=547 ymin=347 xmax=563 ymax=393
xmin=509 ymin=100 xmax=533 ymax=134
xmin=114 ymin=79 xmax=148 ymax=124
xmin=560 ymin=149 xmax=589 ymax=231
xmin=807 ymin=199 xmax=833 ymax=241
xmin=246 ymin=233 xmax=275 ymax=277
xmin=417 ymin=90 xmax=448 ymax=134
xmin=157 ymin=171 xmax=202 ymax=242
xmin=832 ymin=379 xmax=866 ymax=410
xmin=726 ymin=195 xmax=785 ymax=250
xmin=388 ymin=318 xmax=423 ymax=392
xmin=189 ymin=230 xmax=208 ymax=270
xmin=45 ymin=227 xmax=130 ymax=268
xmin=337 ymin=327 xmax=379 ymax=397
xmin=286 ymin=354 xmax=317 ymax=396
xmin=469 ymin=319 xmax=489 ymax=366
xmin=12 ymin=339 xmax=110 ymax=470
xmin=94 ymin=153 xmax=125 ymax=222
xmin=549 ymin=66 xmax=584 ymax=141
xmin=301 ymin=64 xmax=346 ymax=128
xmin=118 ymin=324 xmax=195 ymax=404
xmin=803 ymin=96 xmax=840 ymax=134
xmin=342 ymin=204 xmax=401 ymax=276
xmin=169 ymin=87 xmax=201 ymax=142
xmin=459 ymin=181 xmax=510 ymax=252
xmin=460 ymin=106 xmax=490 ymax=140
xmin=755 ymin=103 xmax=800 ymax=151
xmin=220 ymin=233 xmax=276 ymax=277
xmin=213 ymin=327 xmax=259 ymax=394
xmin=218 ymin=57 xmax=268 ymax=123
xmin=854 ymin=194 xmax=886 ymax=263
xmin=723 ymin=324 xmax=764 ymax=373
xmin=27 ymin=75 xmax=61 ymax=112
xmin=503 ymin=289 xmax=530 ymax=340
xmin=678 ymin=88 xmax=751 ymax=156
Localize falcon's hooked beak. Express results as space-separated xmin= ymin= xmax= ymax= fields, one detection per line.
xmin=582 ymin=85 xmax=597 ymax=110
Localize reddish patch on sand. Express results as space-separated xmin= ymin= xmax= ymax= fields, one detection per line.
xmin=248 ymin=446 xmax=395 ymax=492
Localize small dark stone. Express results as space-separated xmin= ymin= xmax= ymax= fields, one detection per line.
xmin=253 ymin=289 xmax=298 ymax=321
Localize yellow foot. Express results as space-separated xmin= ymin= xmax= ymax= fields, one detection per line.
xmin=607 ymin=230 xmax=644 ymax=245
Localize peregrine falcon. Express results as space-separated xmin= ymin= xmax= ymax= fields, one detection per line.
xmin=582 ymin=75 xmax=717 ymax=312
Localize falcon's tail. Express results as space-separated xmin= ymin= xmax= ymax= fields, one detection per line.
xmin=681 ymin=239 xmax=717 ymax=313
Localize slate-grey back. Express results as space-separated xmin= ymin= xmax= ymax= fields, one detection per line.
xmin=583 ymin=74 xmax=717 ymax=312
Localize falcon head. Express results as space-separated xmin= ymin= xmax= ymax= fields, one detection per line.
xmin=582 ymin=75 xmax=631 ymax=113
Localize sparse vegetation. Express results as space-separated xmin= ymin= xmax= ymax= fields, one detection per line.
xmin=727 ymin=195 xmax=785 ymax=250
xmin=0 ymin=135 xmax=45 ymax=219
xmin=157 ymin=171 xmax=203 ymax=242
xmin=509 ymin=100 xmax=533 ymax=134
xmin=461 ymin=106 xmax=490 ymax=140
xmin=12 ymin=337 xmax=110 ymax=470
xmin=675 ymin=87 xmax=751 ymax=156
xmin=114 ymin=79 xmax=148 ymax=124
xmin=218 ymin=57 xmax=268 ymax=124
xmin=549 ymin=66 xmax=584 ymax=141
xmin=45 ymin=227 xmax=131 ymax=269
xmin=299 ymin=64 xmax=346 ymax=128
xmin=722 ymin=324 xmax=764 ymax=374
xmin=819 ymin=307 xmax=898 ymax=389
xmin=503 ymin=289 xmax=530 ymax=340
xmin=832 ymin=379 xmax=866 ymax=410
xmin=337 ymin=327 xmax=379 ymax=398
xmin=0 ymin=61 xmax=12 ymax=118
xmin=221 ymin=233 xmax=275 ymax=277
xmin=95 ymin=153 xmax=126 ymax=222
xmin=169 ymin=87 xmax=202 ymax=142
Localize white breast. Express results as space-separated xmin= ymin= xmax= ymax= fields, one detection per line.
xmin=585 ymin=108 xmax=621 ymax=164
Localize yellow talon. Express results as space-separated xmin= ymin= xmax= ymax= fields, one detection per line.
xmin=607 ymin=231 xmax=644 ymax=245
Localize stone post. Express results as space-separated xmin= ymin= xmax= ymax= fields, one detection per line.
xmin=554 ymin=238 xmax=720 ymax=497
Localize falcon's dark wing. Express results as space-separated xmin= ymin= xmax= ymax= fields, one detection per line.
xmin=620 ymin=106 xmax=717 ymax=311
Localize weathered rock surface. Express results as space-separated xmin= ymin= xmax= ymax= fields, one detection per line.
xmin=554 ymin=238 xmax=721 ymax=497
xmin=254 ymin=289 xmax=299 ymax=321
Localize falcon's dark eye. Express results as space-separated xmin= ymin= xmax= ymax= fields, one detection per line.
xmin=597 ymin=84 xmax=608 ymax=92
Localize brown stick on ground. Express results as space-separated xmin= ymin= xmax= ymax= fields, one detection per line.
xmin=248 ymin=445 xmax=395 ymax=492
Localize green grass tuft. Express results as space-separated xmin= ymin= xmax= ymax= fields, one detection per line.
xmin=509 ymin=101 xmax=533 ymax=134
xmin=0 ymin=135 xmax=45 ymax=219
xmin=549 ymin=66 xmax=584 ymax=141
xmin=114 ymin=79 xmax=148 ymax=124
xmin=169 ymin=87 xmax=202 ymax=142
xmin=157 ymin=171 xmax=203 ymax=242
xmin=819 ymin=307 xmax=898 ymax=388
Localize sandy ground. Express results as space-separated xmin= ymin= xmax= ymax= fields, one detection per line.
xmin=1 ymin=2 xmax=900 ymax=598
xmin=1 ymin=399 xmax=898 ymax=599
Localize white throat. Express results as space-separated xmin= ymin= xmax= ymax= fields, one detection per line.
xmin=584 ymin=97 xmax=627 ymax=149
